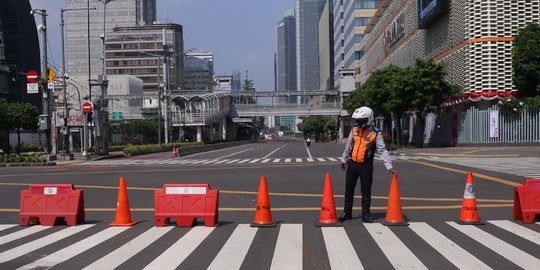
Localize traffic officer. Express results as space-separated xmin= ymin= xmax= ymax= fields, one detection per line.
xmin=339 ymin=106 xmax=397 ymax=223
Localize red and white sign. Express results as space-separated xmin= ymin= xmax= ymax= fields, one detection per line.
xmin=82 ymin=101 xmax=93 ymax=113
xmin=67 ymin=110 xmax=84 ymax=126
xmin=26 ymin=70 xmax=38 ymax=83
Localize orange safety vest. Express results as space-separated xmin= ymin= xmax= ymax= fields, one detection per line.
xmin=350 ymin=127 xmax=378 ymax=163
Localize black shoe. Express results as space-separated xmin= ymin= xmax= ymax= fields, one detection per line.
xmin=362 ymin=215 xmax=373 ymax=223
xmin=338 ymin=213 xmax=352 ymax=222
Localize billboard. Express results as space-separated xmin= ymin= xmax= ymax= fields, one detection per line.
xmin=418 ymin=0 xmax=450 ymax=29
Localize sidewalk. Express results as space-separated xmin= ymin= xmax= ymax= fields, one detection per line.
xmin=392 ymin=145 xmax=540 ymax=158
xmin=55 ymin=151 xmax=125 ymax=165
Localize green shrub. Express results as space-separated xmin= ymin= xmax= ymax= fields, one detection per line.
xmin=0 ymin=154 xmax=47 ymax=163
xmin=109 ymin=145 xmax=127 ymax=152
xmin=19 ymin=143 xmax=44 ymax=152
xmin=122 ymin=142 xmax=205 ymax=156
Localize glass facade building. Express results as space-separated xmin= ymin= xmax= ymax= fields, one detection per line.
xmin=296 ymin=0 xmax=326 ymax=92
xmin=65 ymin=0 xmax=156 ymax=78
xmin=184 ymin=50 xmax=214 ymax=90
xmin=276 ymin=10 xmax=297 ymax=92
xmin=333 ymin=0 xmax=380 ymax=88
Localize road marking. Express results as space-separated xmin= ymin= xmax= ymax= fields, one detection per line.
xmin=85 ymin=226 xmax=174 ymax=270
xmin=207 ymin=224 xmax=257 ymax=270
xmin=364 ymin=223 xmax=427 ymax=270
xmin=261 ymin=158 xmax=271 ymax=163
xmin=307 ymin=158 xmax=314 ymax=162
xmin=488 ymin=220 xmax=540 ymax=245
xmin=327 ymin=158 xmax=338 ymax=162
xmin=407 ymin=160 xmax=520 ymax=186
xmin=237 ymin=159 xmax=251 ymax=163
xmin=285 ymin=158 xmax=292 ymax=163
xmin=409 ymin=222 xmax=491 ymax=269
xmin=213 ymin=159 xmax=230 ymax=164
xmin=317 ymin=158 xmax=326 ymax=162
xmin=321 ymin=227 xmax=364 ymax=270
xmin=0 ymin=224 xmax=17 ymax=232
xmin=0 ymin=224 xmax=94 ymax=263
xmin=447 ymin=222 xmax=540 ymax=269
xmin=214 ymin=147 xmax=256 ymax=159
xmin=249 ymin=159 xmax=261 ymax=163
xmin=0 ymin=225 xmax=49 ymax=245
xmin=262 ymin=142 xmax=289 ymax=159
xmin=144 ymin=226 xmax=214 ymax=270
xmin=295 ymin=158 xmax=302 ymax=162
xmin=273 ymin=159 xmax=281 ymax=163
xmin=305 ymin=143 xmax=312 ymax=159
xmin=414 ymin=153 xmax=517 ymax=157
xmin=18 ymin=227 xmax=129 ymax=270
xmin=225 ymin=159 xmax=241 ymax=164
xmin=271 ymin=224 xmax=302 ymax=270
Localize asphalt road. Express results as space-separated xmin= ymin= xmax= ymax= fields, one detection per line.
xmin=0 ymin=140 xmax=539 ymax=269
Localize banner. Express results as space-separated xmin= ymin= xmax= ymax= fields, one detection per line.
xmin=489 ymin=110 xmax=499 ymax=138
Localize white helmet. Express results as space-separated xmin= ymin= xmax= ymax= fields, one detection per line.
xmin=352 ymin=106 xmax=374 ymax=127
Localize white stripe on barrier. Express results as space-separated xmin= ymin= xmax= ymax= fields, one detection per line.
xmin=488 ymin=220 xmax=540 ymax=245
xmin=18 ymin=227 xmax=129 ymax=270
xmin=84 ymin=226 xmax=174 ymax=270
xmin=0 ymin=224 xmax=94 ymax=263
xmin=409 ymin=222 xmax=491 ymax=269
xmin=207 ymin=224 xmax=257 ymax=270
xmin=271 ymin=224 xmax=302 ymax=270
xmin=447 ymin=221 xmax=540 ymax=269
xmin=143 ymin=226 xmax=214 ymax=270
xmin=364 ymin=223 xmax=427 ymax=270
xmin=322 ymin=227 xmax=364 ymax=270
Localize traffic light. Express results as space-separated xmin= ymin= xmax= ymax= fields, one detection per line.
xmin=9 ymin=65 xmax=17 ymax=82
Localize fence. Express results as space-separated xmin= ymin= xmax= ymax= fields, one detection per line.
xmin=405 ymin=106 xmax=540 ymax=146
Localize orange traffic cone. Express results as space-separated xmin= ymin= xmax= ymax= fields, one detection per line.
xmin=316 ymin=173 xmax=342 ymax=227
xmin=109 ymin=177 xmax=137 ymax=226
xmin=251 ymin=176 xmax=276 ymax=227
xmin=171 ymin=147 xmax=177 ymax=158
xmin=457 ymin=172 xmax=484 ymax=225
xmin=381 ymin=174 xmax=408 ymax=226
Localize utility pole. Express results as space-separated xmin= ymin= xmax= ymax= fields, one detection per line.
xmin=163 ymin=28 xmax=169 ymax=144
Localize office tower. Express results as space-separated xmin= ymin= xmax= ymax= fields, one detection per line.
xmin=65 ymin=0 xmax=157 ymax=78
xmin=184 ymin=49 xmax=214 ymax=90
xmin=319 ymin=0 xmax=334 ymax=90
xmin=277 ymin=9 xmax=297 ymax=93
xmin=333 ymin=0 xmax=380 ymax=88
xmin=295 ymin=0 xmax=325 ymax=92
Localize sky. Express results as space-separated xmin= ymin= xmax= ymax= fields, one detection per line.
xmin=28 ymin=0 xmax=297 ymax=90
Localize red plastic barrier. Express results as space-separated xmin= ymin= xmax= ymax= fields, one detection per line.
xmin=513 ymin=179 xmax=540 ymax=224
xmin=20 ymin=184 xmax=85 ymax=226
xmin=154 ymin=184 xmax=219 ymax=227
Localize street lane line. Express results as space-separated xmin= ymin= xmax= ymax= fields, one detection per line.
xmin=214 ymin=147 xmax=255 ymax=159
xmin=0 ymin=225 xmax=49 ymax=245
xmin=364 ymin=223 xmax=427 ymax=270
xmin=0 ymin=224 xmax=94 ymax=263
xmin=207 ymin=224 xmax=257 ymax=270
xmin=488 ymin=220 xmax=540 ymax=245
xmin=18 ymin=227 xmax=129 ymax=270
xmin=305 ymin=144 xmax=312 ymax=158
xmin=262 ymin=142 xmax=289 ymax=159
xmin=84 ymin=226 xmax=174 ymax=270
xmin=144 ymin=226 xmax=214 ymax=270
xmin=322 ymin=227 xmax=363 ymax=270
xmin=0 ymin=224 xmax=17 ymax=232
xmin=409 ymin=222 xmax=491 ymax=269
xmin=271 ymin=224 xmax=302 ymax=270
xmin=447 ymin=221 xmax=540 ymax=269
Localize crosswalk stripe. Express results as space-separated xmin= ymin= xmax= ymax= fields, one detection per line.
xmin=144 ymin=226 xmax=215 ymax=270
xmin=317 ymin=158 xmax=326 ymax=162
xmin=237 ymin=159 xmax=251 ymax=163
xmin=295 ymin=158 xmax=302 ymax=162
xmin=270 ymin=224 xmax=302 ymax=270
xmin=84 ymin=226 xmax=174 ymax=270
xmin=285 ymin=158 xmax=292 ymax=162
xmin=207 ymin=224 xmax=258 ymax=270
xmin=0 ymin=225 xmax=49 ymax=245
xmin=327 ymin=158 xmax=338 ymax=162
xmin=487 ymin=220 xmax=540 ymax=245
xmin=273 ymin=159 xmax=281 ymax=163
xmin=364 ymin=223 xmax=427 ymax=270
xmin=249 ymin=159 xmax=261 ymax=163
xmin=447 ymin=222 xmax=540 ymax=269
xmin=0 ymin=224 xmax=94 ymax=263
xmin=214 ymin=159 xmax=230 ymax=164
xmin=0 ymin=224 xmax=17 ymax=232
xmin=18 ymin=227 xmax=129 ymax=270
xmin=307 ymin=158 xmax=314 ymax=162
xmin=261 ymin=158 xmax=271 ymax=163
xmin=409 ymin=222 xmax=491 ymax=269
xmin=321 ymin=227 xmax=364 ymax=270
xmin=226 ymin=159 xmax=241 ymax=164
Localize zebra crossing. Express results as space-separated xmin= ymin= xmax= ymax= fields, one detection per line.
xmin=1 ymin=220 xmax=539 ymax=269
xmin=75 ymin=155 xmax=426 ymax=166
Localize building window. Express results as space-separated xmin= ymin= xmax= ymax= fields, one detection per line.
xmin=354 ymin=0 xmax=382 ymax=9
xmin=341 ymin=26 xmax=344 ymax=33
xmin=341 ymin=39 xmax=344 ymax=47
xmin=341 ymin=53 xmax=344 ymax=60
xmin=355 ymin=50 xmax=364 ymax=59
xmin=354 ymin=17 xmax=372 ymax=26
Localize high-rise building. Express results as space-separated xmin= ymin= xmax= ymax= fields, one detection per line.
xmin=295 ymin=0 xmax=326 ymax=92
xmin=276 ymin=9 xmax=297 ymax=92
xmin=184 ymin=49 xmax=214 ymax=90
xmin=333 ymin=0 xmax=381 ymax=89
xmin=105 ymin=24 xmax=184 ymax=93
xmin=65 ymin=0 xmax=156 ymax=78
xmin=319 ymin=0 xmax=334 ymax=90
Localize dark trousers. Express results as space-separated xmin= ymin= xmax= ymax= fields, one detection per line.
xmin=344 ymin=160 xmax=373 ymax=216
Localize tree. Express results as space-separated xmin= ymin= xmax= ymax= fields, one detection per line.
xmin=0 ymin=98 xmax=9 ymax=152
xmin=8 ymin=102 xmax=39 ymax=153
xmin=512 ymin=23 xmax=540 ymax=97
xmin=297 ymin=116 xmax=336 ymax=141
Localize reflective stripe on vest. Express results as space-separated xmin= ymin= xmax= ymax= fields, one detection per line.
xmin=350 ymin=127 xmax=377 ymax=163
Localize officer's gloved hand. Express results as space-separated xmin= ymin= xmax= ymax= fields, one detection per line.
xmin=340 ymin=163 xmax=346 ymax=170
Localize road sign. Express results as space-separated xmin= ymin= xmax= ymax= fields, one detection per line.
xmin=82 ymin=101 xmax=93 ymax=113
xmin=47 ymin=66 xmax=56 ymax=83
xmin=27 ymin=83 xmax=39 ymax=94
xmin=26 ymin=70 xmax=38 ymax=83
xmin=112 ymin=111 xmax=123 ymax=120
